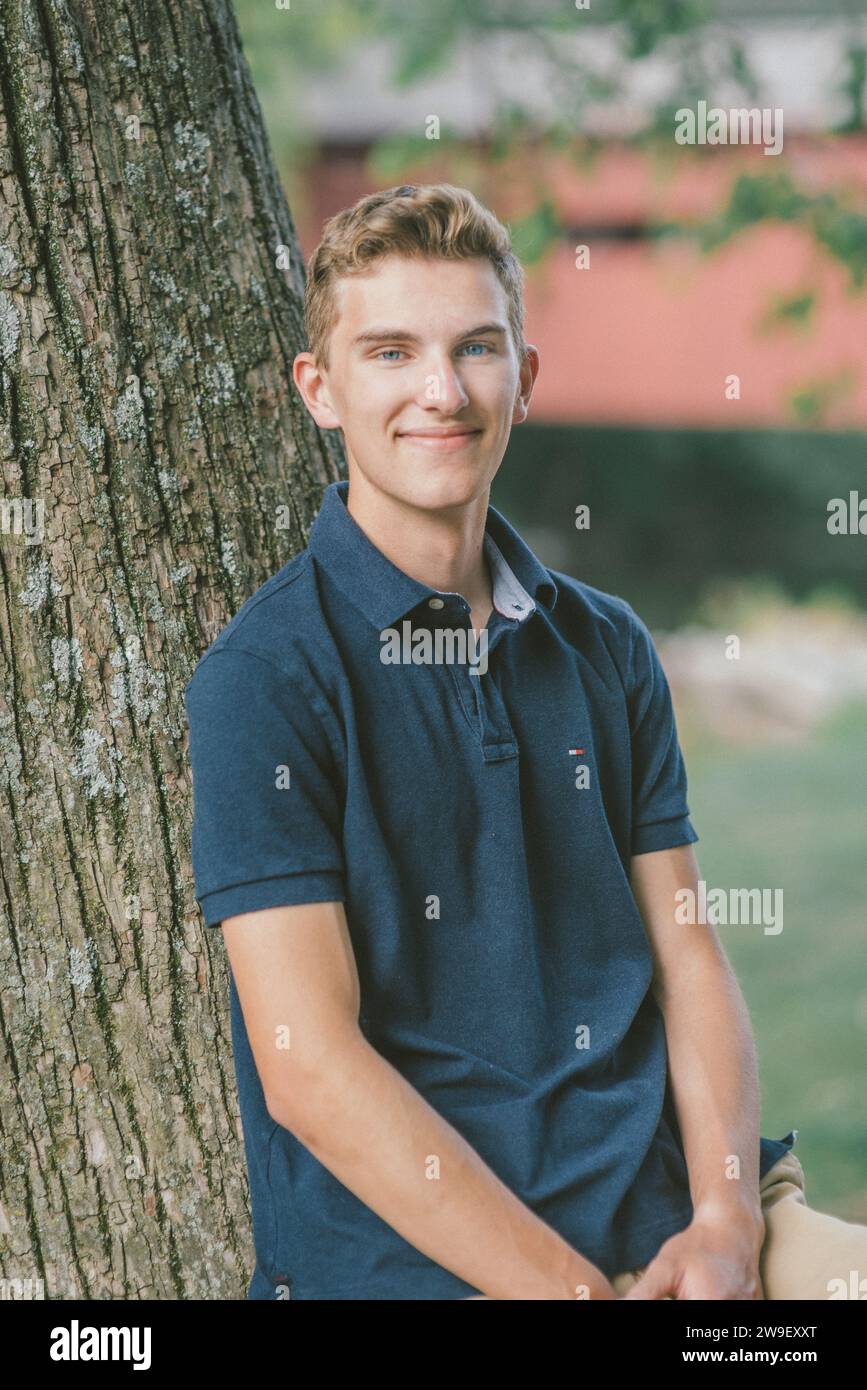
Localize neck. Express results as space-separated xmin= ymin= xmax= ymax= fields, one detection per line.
xmin=343 ymin=469 xmax=493 ymax=621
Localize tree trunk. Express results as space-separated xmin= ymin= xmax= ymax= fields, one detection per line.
xmin=0 ymin=0 xmax=342 ymax=1298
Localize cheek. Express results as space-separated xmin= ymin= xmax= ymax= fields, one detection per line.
xmin=339 ymin=381 xmax=393 ymax=425
xmin=489 ymin=391 xmax=520 ymax=429
xmin=359 ymin=377 xmax=408 ymax=416
xmin=485 ymin=371 xmax=521 ymax=412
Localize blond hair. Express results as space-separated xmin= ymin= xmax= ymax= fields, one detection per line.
xmin=303 ymin=183 xmax=526 ymax=371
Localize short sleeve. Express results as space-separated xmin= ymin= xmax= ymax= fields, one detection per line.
xmin=623 ymin=604 xmax=699 ymax=856
xmin=184 ymin=646 xmax=346 ymax=927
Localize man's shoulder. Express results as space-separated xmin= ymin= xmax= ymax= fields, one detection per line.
xmin=185 ymin=548 xmax=329 ymax=691
xmin=546 ymin=568 xmax=639 ymax=649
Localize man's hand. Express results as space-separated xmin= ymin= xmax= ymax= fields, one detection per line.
xmin=590 ymin=1275 xmax=619 ymax=1301
xmin=620 ymin=1209 xmax=765 ymax=1300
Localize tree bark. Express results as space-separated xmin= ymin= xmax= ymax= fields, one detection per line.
xmin=0 ymin=0 xmax=342 ymax=1298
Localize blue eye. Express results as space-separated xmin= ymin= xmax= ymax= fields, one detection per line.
xmin=375 ymin=343 xmax=492 ymax=362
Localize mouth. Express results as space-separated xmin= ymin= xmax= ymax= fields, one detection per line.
xmin=397 ymin=428 xmax=483 ymax=452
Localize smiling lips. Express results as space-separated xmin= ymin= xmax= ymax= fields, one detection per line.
xmin=398 ymin=427 xmax=482 ymax=451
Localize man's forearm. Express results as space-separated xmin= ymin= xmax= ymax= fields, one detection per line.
xmin=270 ymin=1032 xmax=613 ymax=1300
xmin=658 ymin=949 xmax=765 ymax=1234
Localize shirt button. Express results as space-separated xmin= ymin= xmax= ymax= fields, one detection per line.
xmin=428 ymin=597 xmax=445 ymax=609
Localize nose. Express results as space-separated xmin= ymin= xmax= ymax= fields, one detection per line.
xmin=418 ymin=353 xmax=471 ymax=413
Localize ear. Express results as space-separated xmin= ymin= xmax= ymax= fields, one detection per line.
xmin=512 ymin=343 xmax=540 ymax=424
xmin=292 ymin=351 xmax=342 ymax=430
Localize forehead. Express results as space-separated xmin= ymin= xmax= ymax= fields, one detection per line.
xmin=331 ymin=255 xmax=508 ymax=336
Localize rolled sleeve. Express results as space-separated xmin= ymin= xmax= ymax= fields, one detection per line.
xmin=184 ymin=645 xmax=346 ymax=927
xmin=624 ymin=604 xmax=699 ymax=857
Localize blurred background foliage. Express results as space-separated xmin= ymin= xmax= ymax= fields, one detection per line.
xmin=493 ymin=425 xmax=867 ymax=627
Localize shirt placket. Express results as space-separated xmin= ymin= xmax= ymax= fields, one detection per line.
xmin=428 ymin=597 xmax=518 ymax=762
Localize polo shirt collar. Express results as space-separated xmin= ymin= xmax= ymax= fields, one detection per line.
xmin=308 ymin=479 xmax=558 ymax=632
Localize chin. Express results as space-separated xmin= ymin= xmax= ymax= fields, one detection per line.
xmin=406 ymin=472 xmax=488 ymax=512
xmin=354 ymin=451 xmax=497 ymax=512
xmin=400 ymin=454 xmax=496 ymax=505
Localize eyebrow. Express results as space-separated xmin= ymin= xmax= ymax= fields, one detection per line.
xmin=350 ymin=322 xmax=509 ymax=348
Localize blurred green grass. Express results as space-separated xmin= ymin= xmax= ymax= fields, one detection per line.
xmin=678 ymin=699 xmax=867 ymax=1221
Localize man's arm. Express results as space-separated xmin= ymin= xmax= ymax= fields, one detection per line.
xmin=222 ymin=900 xmax=616 ymax=1301
xmin=630 ymin=842 xmax=765 ymax=1239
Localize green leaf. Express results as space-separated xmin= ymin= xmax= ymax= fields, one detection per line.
xmin=507 ymin=199 xmax=561 ymax=265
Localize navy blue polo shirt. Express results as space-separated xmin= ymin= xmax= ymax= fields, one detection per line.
xmin=184 ymin=478 xmax=796 ymax=1301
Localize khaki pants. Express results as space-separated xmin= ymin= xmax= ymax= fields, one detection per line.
xmin=463 ymin=1151 xmax=867 ymax=1300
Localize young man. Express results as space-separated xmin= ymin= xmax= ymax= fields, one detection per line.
xmin=185 ymin=184 xmax=866 ymax=1300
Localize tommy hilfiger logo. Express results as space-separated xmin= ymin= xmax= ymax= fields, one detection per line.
xmin=569 ymin=746 xmax=590 ymax=789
